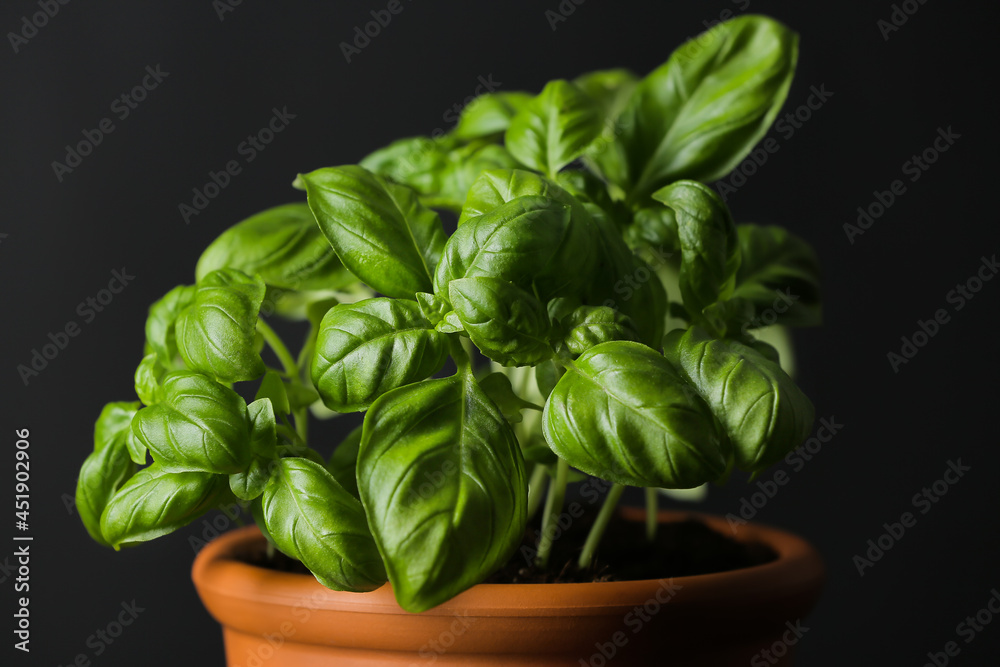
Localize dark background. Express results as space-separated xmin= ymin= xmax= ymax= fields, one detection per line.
xmin=1 ymin=0 xmax=997 ymax=664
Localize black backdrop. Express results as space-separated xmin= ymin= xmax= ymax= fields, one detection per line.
xmin=2 ymin=1 xmax=998 ymax=664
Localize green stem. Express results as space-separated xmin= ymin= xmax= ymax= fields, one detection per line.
xmin=257 ymin=319 xmax=308 ymax=442
xmin=448 ymin=336 xmax=472 ymax=374
xmin=578 ymin=483 xmax=625 ymax=571
xmin=645 ymin=487 xmax=658 ymax=542
xmin=535 ymin=458 xmax=569 ymax=569
xmin=256 ymin=319 xmax=297 ymax=376
xmin=526 ymin=464 xmax=549 ymax=521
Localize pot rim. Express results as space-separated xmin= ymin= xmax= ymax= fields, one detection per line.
xmin=192 ymin=509 xmax=824 ymax=618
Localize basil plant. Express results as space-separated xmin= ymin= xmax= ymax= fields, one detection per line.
xmin=77 ymin=15 xmax=820 ymax=613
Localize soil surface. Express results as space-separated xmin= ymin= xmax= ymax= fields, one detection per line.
xmin=238 ymin=510 xmax=776 ymax=584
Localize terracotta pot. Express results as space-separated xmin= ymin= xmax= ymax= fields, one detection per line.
xmin=192 ymin=510 xmax=824 ymax=666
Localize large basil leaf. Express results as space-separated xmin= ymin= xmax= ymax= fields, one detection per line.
xmin=593 ymin=15 xmax=798 ymax=202
xmin=131 ymin=372 xmax=252 ymax=474
xmin=302 ymin=166 xmax=447 ymax=298
xmin=311 ymin=298 xmax=449 ymax=412
xmin=262 ymin=458 xmax=386 ymax=592
xmin=542 ymin=341 xmax=727 ymax=488
xmin=664 ymin=327 xmax=814 ymax=472
xmin=653 ymin=181 xmax=739 ymax=332
xmin=100 ymin=464 xmax=229 ymax=549
xmin=145 ymin=284 xmax=197 ymax=368
xmin=505 ymin=80 xmax=602 ymax=177
xmin=454 ymin=91 xmax=534 ymax=140
xmin=77 ymin=402 xmax=141 ymax=546
xmin=175 ymin=269 xmax=266 ymax=382
xmin=729 ymin=224 xmax=821 ymax=329
xmin=449 ymin=277 xmax=552 ymax=367
xmin=435 ymin=195 xmax=594 ymax=303
xmin=195 ymin=203 xmax=354 ymax=292
xmin=358 ymin=375 xmax=527 ymax=612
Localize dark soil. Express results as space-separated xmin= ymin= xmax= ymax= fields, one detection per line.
xmin=485 ymin=511 xmax=777 ymax=584
xmin=238 ymin=510 xmax=777 ymax=584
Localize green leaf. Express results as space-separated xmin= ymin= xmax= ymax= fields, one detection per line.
xmin=458 ymin=168 xmax=586 ymax=226
xmin=145 ymin=285 xmax=197 ymax=368
xmin=534 ymin=359 xmax=562 ymax=399
xmin=573 ymin=68 xmax=638 ymax=121
xmin=78 ymin=402 xmax=141 ymax=546
xmin=478 ymin=372 xmax=541 ymax=424
xmin=131 ymin=372 xmax=252 ymax=474
xmin=94 ymin=401 xmax=141 ymax=451
xmin=728 ymin=224 xmax=821 ymax=330
xmin=134 ymin=353 xmax=166 ymax=406
xmin=653 ymin=180 xmax=739 ymax=332
xmin=506 ymin=79 xmax=602 ymax=178
xmin=359 ymin=136 xmax=521 ymax=211
xmin=583 ymin=207 xmax=668 ymax=348
xmin=100 ymin=464 xmax=230 ymax=549
xmin=195 ymin=203 xmax=355 ymax=292
xmin=326 ymin=425 xmax=362 ymax=499
xmin=436 ymin=195 xmax=594 ymax=303
xmin=311 ymin=298 xmax=449 ymax=412
xmin=176 ymin=269 xmax=266 ymax=383
xmin=262 ymin=458 xmax=386 ymax=592
xmin=559 ymin=305 xmax=639 ymax=355
xmin=593 ymin=15 xmax=798 ymax=202
xmin=542 ymin=341 xmax=727 ymax=488
xmin=626 ymin=205 xmax=680 ymax=253
xmin=454 ymin=91 xmax=534 ymax=140
xmin=302 ymin=166 xmax=447 ymax=298
xmin=231 ymin=424 xmax=274 ymax=495
xmin=664 ymin=327 xmax=814 ymax=472
xmin=358 ymin=375 xmax=527 ymax=612
xmin=255 ymin=370 xmax=290 ymax=416
xmin=449 ymin=277 xmax=552 ymax=367
xmin=415 ymin=291 xmax=450 ymax=327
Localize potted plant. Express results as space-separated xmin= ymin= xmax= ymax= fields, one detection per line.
xmin=76 ymin=14 xmax=824 ymax=666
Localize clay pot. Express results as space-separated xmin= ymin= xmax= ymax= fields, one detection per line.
xmin=192 ymin=510 xmax=824 ymax=666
